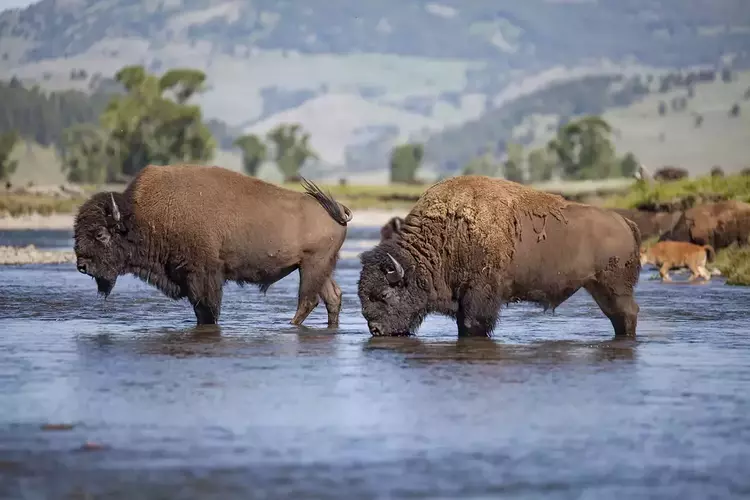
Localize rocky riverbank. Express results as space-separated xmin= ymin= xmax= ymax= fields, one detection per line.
xmin=0 ymin=245 xmax=75 ymax=265
xmin=0 ymin=208 xmax=408 ymax=231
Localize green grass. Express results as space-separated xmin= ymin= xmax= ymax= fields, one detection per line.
xmin=603 ymin=173 xmax=750 ymax=210
xmin=713 ymin=244 xmax=750 ymax=286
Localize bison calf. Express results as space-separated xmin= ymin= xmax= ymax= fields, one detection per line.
xmin=358 ymin=175 xmax=642 ymax=338
xmin=74 ymin=164 xmax=352 ymax=327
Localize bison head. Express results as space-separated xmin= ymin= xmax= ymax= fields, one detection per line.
xmin=73 ymin=191 xmax=130 ymax=298
xmin=358 ymin=242 xmax=431 ymax=336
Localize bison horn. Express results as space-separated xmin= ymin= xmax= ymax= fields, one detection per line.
xmin=386 ymin=252 xmax=404 ymax=284
xmin=110 ymin=193 xmax=121 ymax=222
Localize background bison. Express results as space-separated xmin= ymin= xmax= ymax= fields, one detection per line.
xmin=658 ymin=200 xmax=750 ymax=250
xmin=74 ymin=164 xmax=352 ymax=326
xmin=609 ymin=208 xmax=682 ymax=240
xmin=358 ymin=175 xmax=642 ymax=339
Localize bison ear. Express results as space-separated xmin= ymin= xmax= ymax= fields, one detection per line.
xmin=96 ymin=227 xmax=111 ymax=246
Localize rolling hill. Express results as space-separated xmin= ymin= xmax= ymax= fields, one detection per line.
xmin=1 ymin=0 xmax=749 ymax=179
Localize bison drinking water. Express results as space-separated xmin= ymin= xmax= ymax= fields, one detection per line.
xmin=74 ymin=164 xmax=352 ymax=327
xmin=358 ymin=175 xmax=642 ymax=338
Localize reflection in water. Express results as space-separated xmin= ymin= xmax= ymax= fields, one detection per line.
xmin=1 ymin=229 xmax=750 ymax=499
xmin=363 ymin=336 xmax=638 ymax=364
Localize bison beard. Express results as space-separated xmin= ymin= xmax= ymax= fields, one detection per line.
xmin=358 ymin=175 xmax=642 ymax=339
xmin=73 ymin=164 xmax=352 ymax=327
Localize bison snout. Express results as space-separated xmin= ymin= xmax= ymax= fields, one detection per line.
xmin=76 ymin=259 xmax=88 ymax=274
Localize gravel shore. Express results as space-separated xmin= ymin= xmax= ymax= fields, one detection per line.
xmin=0 ymin=245 xmax=75 ymax=265
xmin=0 ymin=209 xmax=407 ymax=231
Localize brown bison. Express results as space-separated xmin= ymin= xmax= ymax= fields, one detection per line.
xmin=653 ymin=166 xmax=689 ymax=182
xmin=609 ymin=208 xmax=682 ymax=240
xmin=658 ymin=200 xmax=750 ymax=250
xmin=358 ymin=175 xmax=642 ymax=339
xmin=74 ymin=164 xmax=352 ymax=326
xmin=379 ymin=216 xmax=405 ymax=242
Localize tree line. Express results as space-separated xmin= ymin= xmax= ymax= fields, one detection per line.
xmin=0 ymin=66 xmax=319 ymax=184
xmin=390 ymin=114 xmax=639 ymax=185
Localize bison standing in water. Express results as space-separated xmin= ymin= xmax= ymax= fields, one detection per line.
xmin=358 ymin=175 xmax=642 ymax=338
xmin=74 ymin=164 xmax=352 ymax=327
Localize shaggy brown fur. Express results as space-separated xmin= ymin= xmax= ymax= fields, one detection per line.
xmin=610 ymin=208 xmax=682 ymax=240
xmin=358 ymin=175 xmax=642 ymax=339
xmin=640 ymin=241 xmax=715 ymax=282
xmin=74 ymin=164 xmax=352 ymax=326
xmin=379 ymin=216 xmax=405 ymax=242
xmin=659 ymin=200 xmax=750 ymax=250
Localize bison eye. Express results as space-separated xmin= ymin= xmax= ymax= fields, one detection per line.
xmin=379 ymin=290 xmax=390 ymax=302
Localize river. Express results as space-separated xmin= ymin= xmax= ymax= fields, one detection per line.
xmin=1 ymin=228 xmax=749 ymax=499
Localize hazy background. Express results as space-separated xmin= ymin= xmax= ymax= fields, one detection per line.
xmin=1 ymin=0 xmax=748 ymax=186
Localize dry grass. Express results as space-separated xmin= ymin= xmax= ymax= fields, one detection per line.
xmin=0 ymin=194 xmax=86 ymax=217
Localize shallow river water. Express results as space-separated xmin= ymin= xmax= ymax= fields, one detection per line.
xmin=1 ymin=228 xmax=749 ymax=499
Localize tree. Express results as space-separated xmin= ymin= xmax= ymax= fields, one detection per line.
xmin=503 ymin=142 xmax=524 ymax=183
xmin=266 ymin=123 xmax=317 ymax=182
xmin=730 ymin=104 xmax=740 ymax=117
xmin=0 ymin=130 xmax=19 ymax=182
xmin=658 ymin=101 xmax=667 ymax=115
xmin=546 ymin=115 xmax=621 ymax=180
xmin=527 ymin=147 xmax=555 ymax=183
xmin=60 ymin=124 xmax=118 ymax=184
xmin=233 ymin=134 xmax=267 ymax=176
xmin=390 ymin=142 xmax=424 ymax=184
xmin=101 ymin=65 xmax=216 ymax=178
xmin=462 ymin=152 xmax=500 ymax=177
xmin=619 ymin=152 xmax=639 ymax=178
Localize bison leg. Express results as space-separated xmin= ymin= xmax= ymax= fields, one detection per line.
xmin=187 ymin=271 xmax=223 ymax=325
xmin=584 ymin=281 xmax=639 ymax=338
xmin=659 ymin=263 xmax=673 ymax=282
xmin=319 ymin=277 xmax=343 ymax=328
xmin=290 ymin=257 xmax=336 ymax=326
xmin=456 ymin=287 xmax=502 ymax=337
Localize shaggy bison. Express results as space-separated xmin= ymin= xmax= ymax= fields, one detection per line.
xmin=609 ymin=208 xmax=682 ymax=240
xmin=659 ymin=200 xmax=750 ymax=250
xmin=74 ymin=164 xmax=352 ymax=326
xmin=379 ymin=216 xmax=405 ymax=242
xmin=358 ymin=175 xmax=642 ymax=339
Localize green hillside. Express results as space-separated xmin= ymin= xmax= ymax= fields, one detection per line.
xmin=1 ymin=0 xmax=748 ymax=176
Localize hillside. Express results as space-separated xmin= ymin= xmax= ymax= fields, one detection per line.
xmin=1 ymin=0 xmax=749 ymax=174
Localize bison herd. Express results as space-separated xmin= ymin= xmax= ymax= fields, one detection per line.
xmin=73 ymin=164 xmax=749 ymax=339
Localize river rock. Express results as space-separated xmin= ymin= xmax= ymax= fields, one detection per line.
xmin=0 ymin=245 xmax=76 ymax=265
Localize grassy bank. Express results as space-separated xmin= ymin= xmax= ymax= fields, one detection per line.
xmin=713 ymin=244 xmax=750 ymax=286
xmin=1 ymin=176 xmax=639 ymax=216
xmin=604 ymin=173 xmax=750 ymax=210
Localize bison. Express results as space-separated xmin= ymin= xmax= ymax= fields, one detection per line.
xmin=609 ymin=208 xmax=682 ymax=240
xmin=358 ymin=175 xmax=642 ymax=339
xmin=653 ymin=166 xmax=689 ymax=182
xmin=74 ymin=164 xmax=352 ymax=327
xmin=379 ymin=216 xmax=405 ymax=242
xmin=658 ymin=200 xmax=750 ymax=250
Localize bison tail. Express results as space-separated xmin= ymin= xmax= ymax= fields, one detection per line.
xmin=622 ymin=216 xmax=643 ymax=251
xmin=300 ymin=177 xmax=353 ymax=226
xmin=703 ymin=244 xmax=716 ymax=263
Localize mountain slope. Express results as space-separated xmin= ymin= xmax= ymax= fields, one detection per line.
xmin=1 ymin=0 xmax=748 ymax=172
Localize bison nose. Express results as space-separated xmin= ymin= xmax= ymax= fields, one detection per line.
xmin=76 ymin=261 xmax=87 ymax=274
xmin=368 ymin=322 xmax=383 ymax=336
